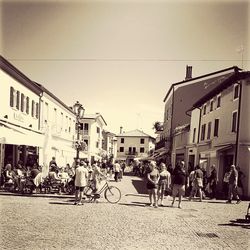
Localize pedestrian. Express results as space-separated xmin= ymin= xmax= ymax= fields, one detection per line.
xmin=223 ymin=168 xmax=231 ymax=199
xmin=208 ymin=164 xmax=217 ymax=199
xmin=189 ymin=165 xmax=203 ymax=202
xmin=49 ymin=157 xmax=57 ymax=167
xmin=92 ymin=161 xmax=106 ymax=193
xmin=113 ymin=160 xmax=121 ymax=182
xmin=188 ymin=168 xmax=196 ymax=198
xmin=236 ymin=166 xmax=245 ymax=198
xmin=74 ymin=160 xmax=89 ymax=205
xmin=226 ymin=165 xmax=241 ymax=204
xmin=147 ymin=161 xmax=160 ymax=208
xmin=171 ymin=161 xmax=186 ymax=208
xmin=157 ymin=163 xmax=171 ymax=206
xmin=121 ymin=161 xmax=126 ymax=175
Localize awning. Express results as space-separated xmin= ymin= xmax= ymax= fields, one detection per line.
xmin=200 ymin=145 xmax=232 ymax=158
xmin=0 ymin=121 xmax=44 ymax=147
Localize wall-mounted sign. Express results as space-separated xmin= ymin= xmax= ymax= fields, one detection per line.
xmin=14 ymin=112 xmax=25 ymax=123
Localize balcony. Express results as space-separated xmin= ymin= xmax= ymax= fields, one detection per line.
xmin=83 ymin=130 xmax=89 ymax=135
xmin=125 ymin=151 xmax=138 ymax=156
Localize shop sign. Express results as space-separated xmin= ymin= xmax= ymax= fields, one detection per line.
xmin=14 ymin=112 xmax=25 ymax=123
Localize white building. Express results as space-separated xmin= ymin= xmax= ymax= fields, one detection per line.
xmin=116 ymin=129 xmax=155 ymax=163
xmin=0 ymin=56 xmax=43 ymax=173
xmin=79 ymin=113 xmax=107 ymax=163
xmin=37 ymin=84 xmax=76 ymax=168
xmin=102 ymin=130 xmax=117 ymax=161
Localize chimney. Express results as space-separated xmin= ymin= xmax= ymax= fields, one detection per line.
xmin=120 ymin=126 xmax=123 ymax=134
xmin=185 ymin=65 xmax=192 ymax=80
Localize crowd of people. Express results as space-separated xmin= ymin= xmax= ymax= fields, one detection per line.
xmin=143 ymin=160 xmax=244 ymax=209
xmin=0 ymin=157 xmax=245 ymax=208
xmin=0 ymin=157 xmax=125 ymax=198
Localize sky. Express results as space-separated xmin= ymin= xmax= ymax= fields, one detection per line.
xmin=1 ymin=0 xmax=249 ymax=136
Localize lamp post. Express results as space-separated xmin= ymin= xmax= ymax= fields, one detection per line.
xmin=73 ymin=101 xmax=85 ymax=161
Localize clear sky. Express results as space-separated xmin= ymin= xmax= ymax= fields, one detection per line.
xmin=1 ymin=0 xmax=249 ymax=136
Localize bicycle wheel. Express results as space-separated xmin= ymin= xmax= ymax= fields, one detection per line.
xmin=104 ymin=186 xmax=121 ymax=204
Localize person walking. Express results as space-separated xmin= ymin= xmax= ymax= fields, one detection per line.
xmin=113 ymin=160 xmax=121 ymax=182
xmin=208 ymin=164 xmax=217 ymax=199
xmin=189 ymin=165 xmax=203 ymax=202
xmin=223 ymin=168 xmax=231 ymax=199
xmin=226 ymin=165 xmax=241 ymax=204
xmin=236 ymin=166 xmax=245 ymax=198
xmin=74 ymin=160 xmax=88 ymax=205
xmin=171 ymin=162 xmax=186 ymax=208
xmin=157 ymin=163 xmax=171 ymax=206
xmin=147 ymin=161 xmax=160 ymax=208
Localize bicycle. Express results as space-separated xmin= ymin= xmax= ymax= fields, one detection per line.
xmin=84 ymin=177 xmax=121 ymax=204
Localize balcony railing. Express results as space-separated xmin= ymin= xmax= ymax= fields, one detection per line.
xmin=125 ymin=151 xmax=138 ymax=156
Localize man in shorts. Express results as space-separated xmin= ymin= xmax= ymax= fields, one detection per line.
xmin=74 ymin=160 xmax=89 ymax=205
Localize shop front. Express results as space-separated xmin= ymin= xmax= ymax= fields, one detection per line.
xmin=0 ymin=121 xmax=43 ymax=177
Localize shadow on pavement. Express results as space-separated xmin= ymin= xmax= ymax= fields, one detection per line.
xmin=0 ymin=191 xmax=73 ymax=199
xmin=118 ymin=202 xmax=146 ymax=207
xmin=206 ymin=200 xmax=229 ymax=204
xmin=131 ymin=179 xmax=148 ymax=194
xmin=49 ymin=201 xmax=74 ymax=206
xmin=218 ymin=219 xmax=250 ymax=229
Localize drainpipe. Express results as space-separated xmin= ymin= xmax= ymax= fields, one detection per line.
xmin=170 ymin=87 xmax=175 ymax=166
xmin=234 ymin=80 xmax=242 ymax=166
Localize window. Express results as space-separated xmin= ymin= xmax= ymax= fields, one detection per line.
xmin=21 ymin=94 xmax=25 ymax=112
xmin=97 ymin=127 xmax=100 ymax=134
xmin=84 ymin=123 xmax=89 ymax=130
xmin=96 ymin=141 xmax=99 ymax=148
xmin=217 ymin=95 xmax=221 ymax=108
xmin=60 ymin=112 xmax=63 ymax=130
xmin=140 ymin=138 xmax=145 ymax=144
xmin=210 ymin=100 xmax=213 ymax=112
xmin=203 ymin=104 xmax=206 ymax=115
xmin=79 ymin=123 xmax=83 ymax=130
xmin=65 ymin=116 xmax=68 ymax=132
xmin=232 ymin=111 xmax=237 ymax=132
xmin=35 ymin=103 xmax=39 ymax=118
xmin=26 ymin=97 xmax=30 ymax=114
xmin=201 ymin=124 xmax=206 ymax=141
xmin=140 ymin=147 xmax=145 ymax=153
xmin=31 ymin=100 xmax=35 ymax=117
xmin=214 ymin=119 xmax=219 ymax=137
xmin=234 ymin=84 xmax=239 ymax=100
xmin=84 ymin=140 xmax=88 ymax=145
xmin=120 ymin=147 xmax=124 ymax=152
xmin=16 ymin=91 xmax=20 ymax=110
xmin=121 ymin=138 xmax=124 ymax=143
xmin=207 ymin=122 xmax=212 ymax=140
xmin=10 ymin=87 xmax=14 ymax=107
xmin=69 ymin=118 xmax=71 ymax=133
xmin=192 ymin=128 xmax=196 ymax=143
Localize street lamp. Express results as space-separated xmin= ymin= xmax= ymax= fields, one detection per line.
xmin=73 ymin=101 xmax=85 ymax=161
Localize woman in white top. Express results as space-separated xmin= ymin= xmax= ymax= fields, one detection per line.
xmin=157 ymin=163 xmax=171 ymax=206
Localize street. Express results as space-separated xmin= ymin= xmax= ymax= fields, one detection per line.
xmin=0 ymin=174 xmax=249 ymax=250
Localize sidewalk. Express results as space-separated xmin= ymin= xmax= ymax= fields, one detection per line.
xmin=0 ymin=174 xmax=249 ymax=250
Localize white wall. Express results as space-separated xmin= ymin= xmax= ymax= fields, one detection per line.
xmin=0 ymin=69 xmax=40 ymax=131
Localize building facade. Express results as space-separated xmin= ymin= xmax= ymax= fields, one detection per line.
xmin=0 ymin=56 xmax=43 ymax=174
xmin=38 ymin=85 xmax=76 ymax=168
xmin=188 ymin=71 xmax=250 ymax=197
xmin=160 ymin=66 xmax=241 ymax=166
xmin=116 ymin=129 xmax=155 ymax=163
xmin=102 ymin=130 xmax=117 ymax=162
xmin=79 ymin=113 xmax=107 ymax=163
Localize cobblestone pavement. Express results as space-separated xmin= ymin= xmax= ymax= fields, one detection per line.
xmin=0 ymin=174 xmax=249 ymax=250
